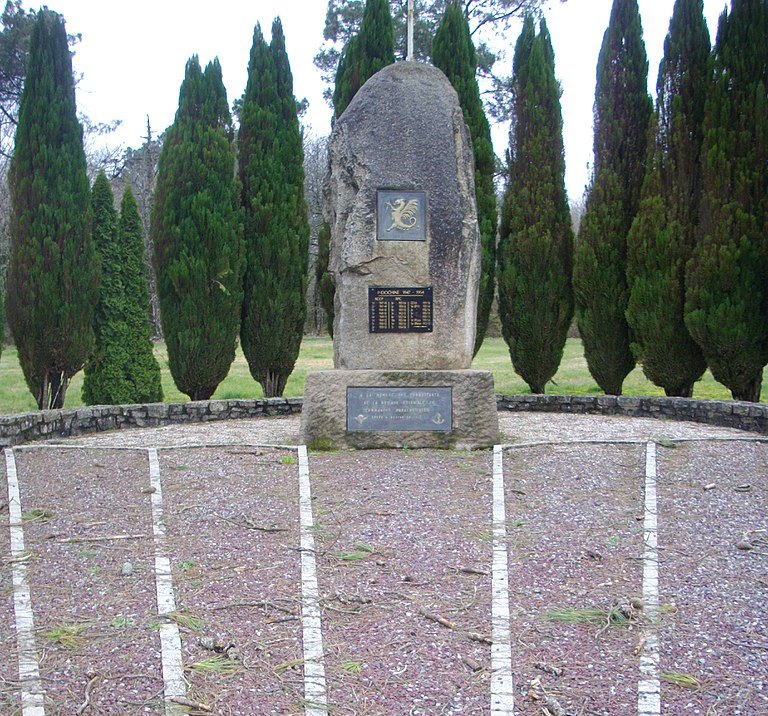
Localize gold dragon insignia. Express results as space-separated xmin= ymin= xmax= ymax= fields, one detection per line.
xmin=385 ymin=197 xmax=420 ymax=232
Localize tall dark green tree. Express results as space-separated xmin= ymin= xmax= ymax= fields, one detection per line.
xmin=685 ymin=0 xmax=768 ymax=402
xmin=497 ymin=16 xmax=573 ymax=393
xmin=84 ymin=175 xmax=163 ymax=405
xmin=316 ymin=0 xmax=567 ymax=118
xmin=7 ymin=9 xmax=98 ymax=409
xmin=332 ymin=0 xmax=394 ymax=118
xmin=626 ymin=0 xmax=710 ymax=397
xmin=315 ymin=221 xmax=335 ymax=337
xmin=572 ymin=0 xmax=652 ymax=395
xmin=151 ymin=56 xmax=244 ymax=401
xmin=433 ymin=1 xmax=497 ymax=356
xmin=239 ymin=19 xmax=310 ymax=397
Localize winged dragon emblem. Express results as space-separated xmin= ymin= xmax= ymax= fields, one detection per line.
xmin=385 ymin=197 xmax=420 ymax=232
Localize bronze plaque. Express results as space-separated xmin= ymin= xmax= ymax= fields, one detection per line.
xmin=369 ymin=287 xmax=433 ymax=333
xmin=377 ymin=190 xmax=426 ymax=241
xmin=347 ymin=387 xmax=452 ymax=431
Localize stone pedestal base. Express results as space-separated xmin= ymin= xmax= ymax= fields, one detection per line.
xmin=301 ymin=370 xmax=499 ymax=450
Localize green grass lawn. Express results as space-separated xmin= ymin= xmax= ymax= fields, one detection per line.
xmin=0 ymin=336 xmax=763 ymax=414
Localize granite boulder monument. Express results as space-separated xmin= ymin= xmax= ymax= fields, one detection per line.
xmin=301 ymin=60 xmax=499 ymax=449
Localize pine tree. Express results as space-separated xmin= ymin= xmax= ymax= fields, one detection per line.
xmin=626 ymin=0 xmax=710 ymax=397
xmin=151 ymin=57 xmax=244 ymax=401
xmin=332 ymin=0 xmax=395 ymax=118
xmin=239 ymin=19 xmax=310 ymax=397
xmin=433 ymin=1 xmax=497 ymax=356
xmin=497 ymin=16 xmax=573 ymax=394
xmin=7 ymin=9 xmax=98 ymax=409
xmin=573 ymin=0 xmax=652 ymax=395
xmin=685 ymin=0 xmax=768 ymax=402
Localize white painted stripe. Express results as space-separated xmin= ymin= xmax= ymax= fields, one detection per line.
xmin=147 ymin=449 xmax=187 ymax=715
xmin=5 ymin=449 xmax=46 ymax=716
xmin=639 ymin=442 xmax=661 ymax=716
xmin=491 ymin=445 xmax=515 ymax=715
xmin=297 ymin=445 xmax=328 ymax=715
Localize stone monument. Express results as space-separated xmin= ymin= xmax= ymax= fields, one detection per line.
xmin=301 ymin=60 xmax=499 ymax=449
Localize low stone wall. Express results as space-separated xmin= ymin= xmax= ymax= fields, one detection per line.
xmin=497 ymin=394 xmax=768 ymax=435
xmin=0 ymin=398 xmax=302 ymax=447
xmin=0 ymin=393 xmax=765 ymax=447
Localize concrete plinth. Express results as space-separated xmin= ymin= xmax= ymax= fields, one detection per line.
xmin=301 ymin=370 xmax=499 ymax=450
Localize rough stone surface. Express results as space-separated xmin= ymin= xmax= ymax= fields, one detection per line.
xmin=325 ymin=62 xmax=481 ymax=370
xmin=301 ymin=370 xmax=499 ymax=449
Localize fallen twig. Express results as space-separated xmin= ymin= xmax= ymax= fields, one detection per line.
xmin=211 ymin=599 xmax=296 ymax=616
xmin=457 ymin=566 xmax=490 ymax=576
xmin=460 ymin=654 xmax=484 ymax=672
xmin=215 ymin=512 xmax=288 ymax=533
xmin=465 ymin=631 xmax=492 ymax=645
xmin=76 ymin=674 xmax=99 ymax=714
xmin=170 ymin=696 xmax=212 ymax=712
xmin=59 ymin=534 xmax=147 ymax=544
xmin=419 ymin=607 xmax=455 ymax=630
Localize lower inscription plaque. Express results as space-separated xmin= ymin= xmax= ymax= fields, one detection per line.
xmin=347 ymin=387 xmax=452 ymax=432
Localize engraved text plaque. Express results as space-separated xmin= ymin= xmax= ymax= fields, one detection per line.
xmin=347 ymin=387 xmax=452 ymax=432
xmin=369 ymin=287 xmax=433 ymax=333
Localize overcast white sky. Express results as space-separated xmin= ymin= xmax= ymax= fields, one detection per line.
xmin=41 ymin=0 xmax=726 ymax=200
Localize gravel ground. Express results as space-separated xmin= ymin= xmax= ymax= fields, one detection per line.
xmin=13 ymin=449 xmax=163 ymax=715
xmin=158 ymin=448 xmax=305 ymax=715
xmin=310 ymin=450 xmax=493 ymax=715
xmin=503 ymin=444 xmax=645 ymax=716
xmin=656 ymin=442 xmax=768 ymax=716
xmin=0 ymin=412 xmax=765 ymax=715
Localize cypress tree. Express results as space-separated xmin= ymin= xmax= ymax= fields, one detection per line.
xmin=685 ymin=0 xmax=768 ymax=402
xmin=83 ymin=177 xmax=163 ymax=405
xmin=626 ymin=0 xmax=710 ymax=397
xmin=432 ymin=1 xmax=497 ymax=356
xmin=497 ymin=16 xmax=574 ymax=394
xmin=573 ymin=0 xmax=652 ymax=395
xmin=333 ymin=0 xmax=395 ymax=118
xmin=151 ymin=57 xmax=244 ymax=401
xmin=239 ymin=19 xmax=310 ymax=397
xmin=315 ymin=221 xmax=335 ymax=337
xmin=118 ymin=187 xmax=163 ymax=402
xmin=83 ymin=173 xmax=121 ymax=404
xmin=7 ymin=9 xmax=98 ymax=409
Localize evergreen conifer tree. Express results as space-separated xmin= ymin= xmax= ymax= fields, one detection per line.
xmin=685 ymin=0 xmax=768 ymax=401
xmin=83 ymin=177 xmax=163 ymax=405
xmin=433 ymin=1 xmax=497 ymax=356
xmin=626 ymin=0 xmax=710 ymax=397
xmin=151 ymin=57 xmax=244 ymax=401
xmin=315 ymin=221 xmax=335 ymax=337
xmin=239 ymin=19 xmax=310 ymax=397
xmin=333 ymin=0 xmax=394 ymax=118
xmin=497 ymin=16 xmax=574 ymax=394
xmin=7 ymin=9 xmax=98 ymax=409
xmin=573 ymin=0 xmax=652 ymax=395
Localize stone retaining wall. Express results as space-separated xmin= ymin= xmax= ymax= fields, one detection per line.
xmin=497 ymin=394 xmax=768 ymax=435
xmin=0 ymin=394 xmax=765 ymax=447
xmin=0 ymin=398 xmax=302 ymax=447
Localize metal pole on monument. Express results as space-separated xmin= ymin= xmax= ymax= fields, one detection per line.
xmin=407 ymin=0 xmax=415 ymax=61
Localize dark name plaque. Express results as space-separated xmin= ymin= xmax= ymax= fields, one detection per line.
xmin=347 ymin=387 xmax=452 ymax=432
xmin=369 ymin=287 xmax=433 ymax=333
xmin=377 ymin=190 xmax=426 ymax=241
